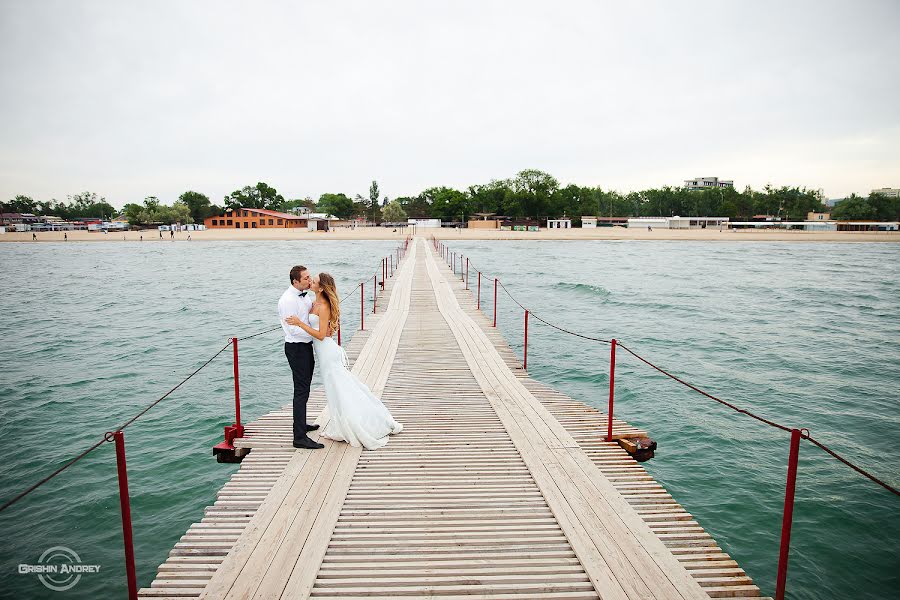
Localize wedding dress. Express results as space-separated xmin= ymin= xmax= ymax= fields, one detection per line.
xmin=311 ymin=314 xmax=403 ymax=450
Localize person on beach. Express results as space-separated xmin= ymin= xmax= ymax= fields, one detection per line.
xmin=284 ymin=273 xmax=402 ymax=450
xmin=32 ymin=232 xmax=36 ymax=241
xmin=278 ymin=265 xmax=322 ymax=449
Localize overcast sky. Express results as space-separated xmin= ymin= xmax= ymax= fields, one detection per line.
xmin=1 ymin=0 xmax=898 ymax=208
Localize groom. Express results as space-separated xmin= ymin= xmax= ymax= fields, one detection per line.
xmin=278 ymin=265 xmax=325 ymax=450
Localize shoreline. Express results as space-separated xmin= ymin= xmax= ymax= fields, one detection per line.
xmin=2 ymin=227 xmax=899 ymax=243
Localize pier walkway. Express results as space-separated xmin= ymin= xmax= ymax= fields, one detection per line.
xmin=139 ymin=237 xmax=769 ymax=599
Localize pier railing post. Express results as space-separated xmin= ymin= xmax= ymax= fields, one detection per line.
xmin=775 ymin=428 xmax=802 ymax=600
xmin=337 ymin=326 xmax=341 ymax=346
xmin=524 ymin=310 xmax=529 ymax=370
xmin=493 ymin=278 xmax=498 ymax=327
xmin=112 ymin=431 xmax=138 ymax=600
xmin=360 ymin=284 xmax=365 ymax=331
xmin=373 ymin=275 xmax=377 ymax=314
xmin=477 ymin=271 xmax=481 ymax=310
xmin=465 ymin=257 xmax=469 ymax=289
xmin=232 ymin=338 xmax=243 ymax=437
xmin=606 ymin=338 xmax=617 ymax=441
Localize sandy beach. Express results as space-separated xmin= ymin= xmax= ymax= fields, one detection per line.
xmin=2 ymin=226 xmax=899 ymax=243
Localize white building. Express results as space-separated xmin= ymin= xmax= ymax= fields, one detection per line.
xmin=581 ymin=216 xmax=597 ymax=228
xmin=547 ymin=218 xmax=571 ymax=229
xmin=684 ymin=177 xmax=734 ymax=190
xmin=408 ymin=218 xmax=441 ymax=228
xmin=871 ymin=187 xmax=900 ymax=198
xmin=627 ymin=216 xmax=729 ymax=229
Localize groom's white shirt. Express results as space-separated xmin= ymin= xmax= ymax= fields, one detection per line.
xmin=278 ymin=286 xmax=315 ymax=343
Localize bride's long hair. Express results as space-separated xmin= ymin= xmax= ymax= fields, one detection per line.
xmin=317 ymin=273 xmax=341 ymax=334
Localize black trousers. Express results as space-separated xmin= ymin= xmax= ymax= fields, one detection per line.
xmin=284 ymin=341 xmax=315 ymax=441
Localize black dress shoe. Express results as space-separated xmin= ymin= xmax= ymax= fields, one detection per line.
xmin=305 ymin=423 xmax=320 ymax=432
xmin=292 ymin=436 xmax=324 ymax=450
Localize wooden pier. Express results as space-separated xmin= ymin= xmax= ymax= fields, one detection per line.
xmin=139 ymin=237 xmax=770 ymax=599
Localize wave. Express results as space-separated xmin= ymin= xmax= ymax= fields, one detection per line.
xmin=554 ymin=282 xmax=611 ymax=298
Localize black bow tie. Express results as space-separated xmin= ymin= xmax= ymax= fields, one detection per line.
xmin=298 ymin=291 xmax=307 ymax=297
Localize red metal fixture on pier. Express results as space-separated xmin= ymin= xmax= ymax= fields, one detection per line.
xmin=373 ymin=275 xmax=377 ymax=314
xmin=112 ymin=430 xmax=138 ymax=600
xmin=493 ymin=278 xmax=498 ymax=327
xmin=607 ymin=339 xmax=617 ymax=441
xmin=524 ymin=310 xmax=529 ymax=370
xmin=477 ymin=272 xmax=481 ymax=310
xmin=360 ymin=284 xmax=365 ymax=331
xmin=776 ymin=428 xmax=802 ymax=600
xmin=214 ymin=337 xmax=245 ymax=459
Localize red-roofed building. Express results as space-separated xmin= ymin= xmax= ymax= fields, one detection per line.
xmin=204 ymin=207 xmax=308 ymax=229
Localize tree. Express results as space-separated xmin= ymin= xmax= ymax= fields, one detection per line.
xmin=511 ymin=169 xmax=559 ymax=217
xmin=1 ymin=194 xmax=37 ymax=213
xmin=318 ymin=193 xmax=355 ymax=219
xmin=382 ymin=200 xmax=407 ymax=223
xmin=179 ymin=190 xmax=212 ymax=222
xmin=224 ymin=182 xmax=284 ymax=210
xmin=368 ymin=180 xmax=381 ymax=222
xmin=64 ymin=191 xmax=116 ymax=220
xmin=831 ymin=194 xmax=876 ymax=220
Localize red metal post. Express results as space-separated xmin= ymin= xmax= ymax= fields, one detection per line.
xmin=775 ymin=428 xmax=802 ymax=600
xmin=232 ymin=338 xmax=243 ymax=435
xmin=465 ymin=257 xmax=469 ymax=288
xmin=113 ymin=431 xmax=138 ymax=600
xmin=524 ymin=310 xmax=529 ymax=370
xmin=477 ymin=272 xmax=481 ymax=310
xmin=360 ymin=284 xmax=365 ymax=331
xmin=337 ymin=326 xmax=341 ymax=346
xmin=373 ymin=275 xmax=377 ymax=313
xmin=493 ymin=278 xmax=498 ymax=327
xmin=606 ymin=339 xmax=617 ymax=441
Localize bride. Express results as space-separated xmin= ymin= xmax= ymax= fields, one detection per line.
xmin=285 ymin=273 xmax=402 ymax=450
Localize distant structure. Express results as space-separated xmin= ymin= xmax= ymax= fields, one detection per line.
xmin=807 ymin=212 xmax=831 ymax=221
xmin=205 ymin=207 xmax=308 ymax=229
xmin=684 ymin=177 xmax=733 ymax=190
xmin=871 ymin=187 xmax=899 ymax=198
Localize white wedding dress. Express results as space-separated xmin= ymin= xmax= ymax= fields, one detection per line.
xmin=311 ymin=314 xmax=403 ymax=450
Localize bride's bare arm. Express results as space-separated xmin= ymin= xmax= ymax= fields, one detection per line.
xmin=284 ymin=304 xmax=331 ymax=341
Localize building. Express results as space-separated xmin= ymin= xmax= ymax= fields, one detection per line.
xmin=204 ymin=207 xmax=307 ymax=229
xmin=627 ymin=216 xmax=729 ymax=229
xmin=408 ymin=218 xmax=442 ymax=228
xmin=684 ymin=177 xmax=734 ymax=190
xmin=581 ymin=217 xmax=597 ymax=228
xmin=871 ymin=188 xmax=900 ymax=198
xmin=807 ymin=212 xmax=831 ymax=221
xmin=547 ymin=218 xmax=572 ymax=229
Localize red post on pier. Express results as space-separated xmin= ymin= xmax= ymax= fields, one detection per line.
xmin=775 ymin=428 xmax=802 ymax=600
xmin=606 ymin=339 xmax=617 ymax=441
xmin=337 ymin=326 xmax=341 ymax=346
xmin=493 ymin=278 xmax=498 ymax=327
xmin=382 ymin=257 xmax=386 ymax=285
xmin=373 ymin=275 xmax=377 ymax=314
xmin=465 ymin=258 xmax=469 ymax=289
xmin=477 ymin=272 xmax=481 ymax=310
xmin=113 ymin=431 xmax=138 ymax=600
xmin=524 ymin=310 xmax=529 ymax=370
xmin=461 ymin=255 xmax=465 ymax=281
xmin=231 ymin=338 xmax=244 ymax=438
xmin=360 ymin=284 xmax=365 ymax=331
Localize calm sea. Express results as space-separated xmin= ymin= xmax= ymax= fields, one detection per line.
xmin=1 ymin=239 xmax=898 ymax=599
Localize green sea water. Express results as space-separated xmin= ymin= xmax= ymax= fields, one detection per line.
xmin=1 ymin=239 xmax=898 ymax=599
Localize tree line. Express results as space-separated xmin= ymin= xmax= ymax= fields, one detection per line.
xmin=4 ymin=170 xmax=898 ymax=226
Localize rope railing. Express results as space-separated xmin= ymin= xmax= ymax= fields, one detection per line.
xmin=0 ymin=235 xmax=412 ymax=600
xmin=432 ymin=234 xmax=898 ymax=600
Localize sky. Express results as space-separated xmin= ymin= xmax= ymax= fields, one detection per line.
xmin=1 ymin=0 xmax=898 ymax=208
